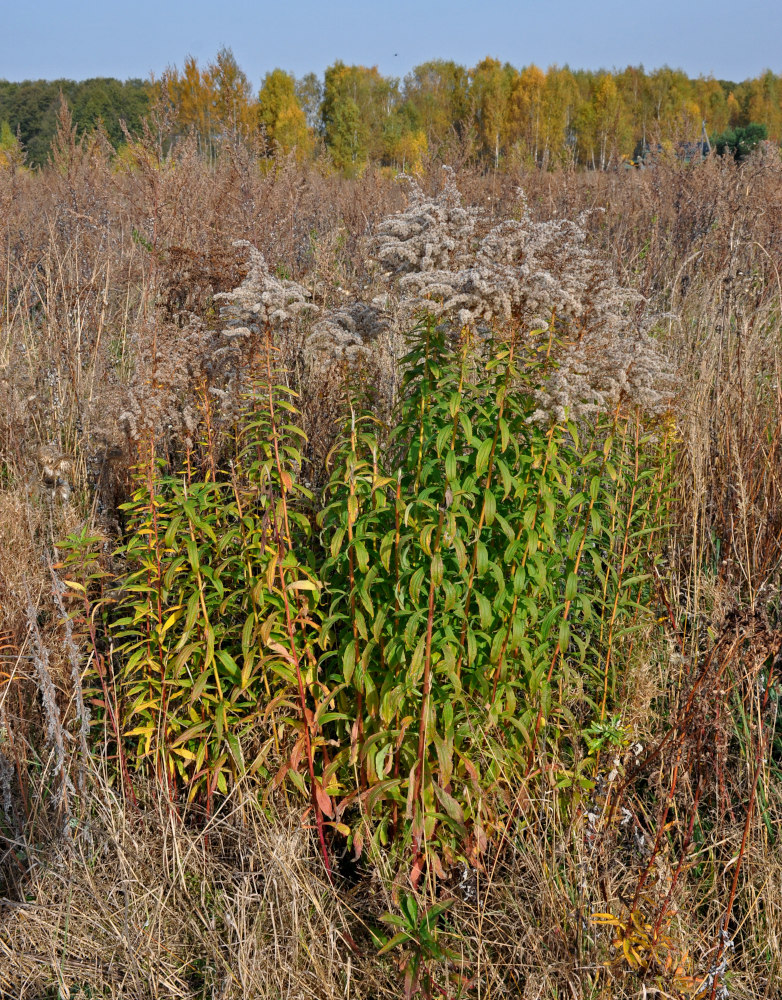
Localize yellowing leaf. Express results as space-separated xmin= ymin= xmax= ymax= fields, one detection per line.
xmin=125 ymin=725 xmax=154 ymax=738
xmin=160 ymin=607 xmax=184 ymax=634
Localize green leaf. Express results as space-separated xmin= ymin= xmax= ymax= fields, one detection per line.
xmin=330 ymin=527 xmax=345 ymax=559
xmin=400 ymin=894 xmax=419 ymax=926
xmin=205 ymin=624 xmax=215 ymax=667
xmin=215 ymin=700 xmax=226 ymax=740
xmin=377 ymin=931 xmax=412 ymax=955
xmin=475 ymin=591 xmax=493 ymax=630
xmin=409 ymin=567 xmax=426 ymax=604
xmin=430 ymin=552 xmax=444 ymax=587
xmin=496 ymin=458 xmax=513 ymax=498
xmin=475 ymin=438 xmax=493 ymax=478
xmin=241 ymin=614 xmax=255 ymax=657
xmin=354 ymin=539 xmax=369 ymax=574
xmin=409 ymin=633 xmax=427 ymax=682
xmin=225 ymin=731 xmax=244 ymax=773
xmin=466 ymin=627 xmax=477 ymax=665
xmin=183 ymin=592 xmax=200 ymax=634
xmin=379 ymin=529 xmax=396 ymax=572
xmin=483 ymin=488 xmax=496 ymax=525
xmin=343 ymin=640 xmax=357 ymax=684
xmin=498 ymin=416 xmax=510 ymax=453
xmin=185 ymin=538 xmax=200 ymax=571
xmin=191 ymin=668 xmax=211 ymax=702
xmin=215 ymin=649 xmax=241 ymax=683
xmin=372 ymin=607 xmax=387 ymax=642
xmin=354 ymin=608 xmax=368 ymax=641
xmin=287 ymin=769 xmax=307 ymax=796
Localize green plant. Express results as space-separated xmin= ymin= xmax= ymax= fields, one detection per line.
xmin=375 ymin=892 xmax=461 ymax=999
xmin=108 ymin=348 xmax=323 ymax=826
xmin=712 ymin=122 xmax=768 ymax=162
xmin=96 ymin=310 xmax=671 ymax=886
xmin=583 ymin=715 xmax=630 ymax=756
xmin=315 ymin=317 xmax=671 ymax=868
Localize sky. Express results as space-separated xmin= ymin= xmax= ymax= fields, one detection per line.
xmin=2 ymin=0 xmax=780 ymax=85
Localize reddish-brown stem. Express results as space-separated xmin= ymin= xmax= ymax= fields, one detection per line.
xmin=263 ymin=328 xmax=332 ymax=879
xmin=412 ymin=508 xmax=445 ymax=836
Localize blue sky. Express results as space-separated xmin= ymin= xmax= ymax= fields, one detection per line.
xmin=3 ymin=0 xmax=779 ymax=84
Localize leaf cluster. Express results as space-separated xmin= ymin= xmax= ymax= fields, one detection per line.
xmin=100 ymin=317 xmax=672 ymax=869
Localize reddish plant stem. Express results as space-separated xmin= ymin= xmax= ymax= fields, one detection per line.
xmin=263 ymin=329 xmax=332 ymax=880
xmin=412 ymin=508 xmax=445 ymax=834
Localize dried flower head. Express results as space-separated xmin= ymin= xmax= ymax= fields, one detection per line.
xmin=215 ymin=240 xmax=318 ymax=336
xmin=217 ymin=170 xmax=674 ymax=426
xmin=304 ymin=300 xmax=393 ymax=368
xmin=368 ymin=169 xmax=674 ymax=421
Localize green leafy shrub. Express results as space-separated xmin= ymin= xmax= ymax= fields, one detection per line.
xmin=315 ymin=318 xmax=672 ymax=864
xmin=712 ymin=122 xmax=769 ymax=161
xmin=103 ymin=319 xmax=672 ymax=874
xmin=110 ymin=354 xmax=322 ymax=811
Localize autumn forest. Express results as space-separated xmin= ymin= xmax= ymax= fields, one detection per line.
xmin=2 ymin=48 xmax=782 ymax=170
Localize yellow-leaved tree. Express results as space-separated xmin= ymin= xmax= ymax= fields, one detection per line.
xmin=160 ymin=48 xmax=257 ymax=152
xmin=258 ymin=69 xmax=314 ymax=158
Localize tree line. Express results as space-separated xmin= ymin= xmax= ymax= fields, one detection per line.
xmin=0 ymin=77 xmax=149 ymax=165
xmin=2 ymin=48 xmax=781 ymax=169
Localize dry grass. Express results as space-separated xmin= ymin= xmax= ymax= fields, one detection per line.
xmin=2 ymin=115 xmax=782 ymax=998
xmin=0 ymin=776 xmax=389 ymax=999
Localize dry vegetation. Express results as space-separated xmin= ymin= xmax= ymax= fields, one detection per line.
xmin=1 ymin=107 xmax=782 ymax=1000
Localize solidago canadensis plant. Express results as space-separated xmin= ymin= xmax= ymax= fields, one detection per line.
xmin=101 ymin=174 xmax=674 ymax=872
xmin=316 ymin=318 xmax=671 ymax=865
xmin=107 ymin=316 xmax=671 ymax=875
xmin=111 ymin=344 xmax=323 ymax=823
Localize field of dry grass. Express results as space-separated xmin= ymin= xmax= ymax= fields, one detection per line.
xmin=1 ymin=110 xmax=782 ymax=999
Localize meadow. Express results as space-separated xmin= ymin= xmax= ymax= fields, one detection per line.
xmin=1 ymin=106 xmax=782 ymax=999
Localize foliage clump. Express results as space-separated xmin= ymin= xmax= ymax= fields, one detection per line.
xmin=712 ymin=122 xmax=768 ymax=161
xmin=217 ymin=168 xmax=675 ymax=425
